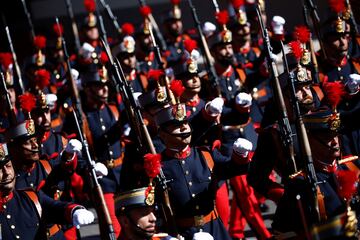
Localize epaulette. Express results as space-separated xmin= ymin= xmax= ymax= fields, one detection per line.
xmin=197 ymin=146 xmax=214 ymax=172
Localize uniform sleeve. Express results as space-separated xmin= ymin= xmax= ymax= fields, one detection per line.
xmin=38 ymin=190 xmax=82 ymax=225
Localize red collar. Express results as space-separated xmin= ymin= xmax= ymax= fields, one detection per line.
xmin=221 ymin=65 xmax=234 ymax=78
xmin=185 ymin=95 xmax=200 ymax=107
xmin=239 ymin=46 xmax=251 ymax=55
xmin=0 ymin=192 xmax=14 ymax=212
xmin=165 ymin=145 xmax=191 ymax=159
xmin=127 ymin=69 xmax=137 ymax=81
xmin=145 ymin=52 xmax=155 ymax=62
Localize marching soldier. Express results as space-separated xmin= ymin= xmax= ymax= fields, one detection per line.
xmin=0 ymin=142 xmax=95 ymax=239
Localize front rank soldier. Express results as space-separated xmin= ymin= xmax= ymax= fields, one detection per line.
xmin=153 ymin=88 xmax=253 ymax=239
xmin=0 ymin=142 xmax=95 ymax=240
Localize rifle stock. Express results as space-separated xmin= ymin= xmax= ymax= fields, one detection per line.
xmin=255 ymin=5 xmax=297 ymax=174
xmin=56 ymin=18 xmax=116 ymax=240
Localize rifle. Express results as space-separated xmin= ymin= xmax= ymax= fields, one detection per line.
xmin=0 ymin=72 xmax=17 ymax=125
xmin=1 ymin=14 xmax=25 ymax=94
xmin=138 ymin=0 xmax=167 ymax=51
xmin=211 ymin=0 xmax=220 ymax=13
xmin=281 ymin=41 xmax=321 ymax=226
xmin=255 ymin=5 xmax=297 ymax=174
xmin=303 ymin=0 xmax=327 ymax=59
xmin=187 ymin=0 xmax=222 ymax=98
xmin=55 ymin=18 xmax=116 ymax=240
xmin=345 ymin=0 xmax=359 ymax=35
xmin=64 ymin=0 xmax=81 ymax=54
xmin=97 ymin=0 xmax=122 ymax=37
xmin=94 ymin=2 xmax=110 ymax=49
xmin=20 ymin=0 xmax=35 ymax=41
xmin=302 ymin=5 xmax=320 ymax=84
xmin=101 ymin=37 xmax=181 ymax=239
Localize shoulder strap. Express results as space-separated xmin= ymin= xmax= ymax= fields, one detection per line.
xmin=24 ymin=190 xmax=42 ymax=218
xmin=39 ymin=160 xmax=52 ymax=175
xmin=61 ymin=135 xmax=68 ymax=149
xmin=108 ymin=104 xmax=120 ymax=122
xmin=352 ymin=59 xmax=360 ymax=74
xmin=235 ymin=68 xmax=247 ymax=84
xmin=139 ymin=73 xmax=149 ymax=92
xmin=199 ymin=147 xmax=214 ymax=172
xmin=317 ymin=186 xmax=327 ymax=221
xmin=252 ymin=47 xmax=261 ymax=57
xmin=312 ymin=85 xmax=324 ymax=102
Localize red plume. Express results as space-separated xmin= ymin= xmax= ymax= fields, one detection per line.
xmin=231 ymin=0 xmax=245 ymax=9
xmin=121 ymin=23 xmax=135 ymax=36
xmin=34 ymin=35 xmax=47 ymax=49
xmin=100 ymin=51 xmax=109 ymax=64
xmin=52 ymin=23 xmax=64 ymax=37
xmin=147 ymin=69 xmax=164 ymax=82
xmin=288 ymin=41 xmax=303 ymax=61
xmin=139 ymin=6 xmax=152 ymax=17
xmin=183 ymin=39 xmax=198 ymax=53
xmin=143 ymin=153 xmax=162 ymax=178
xmin=170 ymin=80 xmax=185 ymax=98
xmin=34 ymin=69 xmax=51 ymax=90
xmin=328 ymin=0 xmax=345 ymax=14
xmin=216 ymin=10 xmax=229 ymax=25
xmin=19 ymin=93 xmax=37 ymax=113
xmin=293 ymin=25 xmax=311 ymax=44
xmin=322 ymin=81 xmax=346 ymax=109
xmin=84 ymin=0 xmax=96 ymax=12
xmin=0 ymin=53 xmax=13 ymax=69
xmin=336 ymin=170 xmax=358 ymax=200
xmin=171 ymin=0 xmax=181 ymax=5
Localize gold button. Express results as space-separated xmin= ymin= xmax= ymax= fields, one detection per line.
xmin=16 ymin=235 xmax=20 ymax=239
xmin=6 ymin=214 xmax=11 ymax=219
xmin=27 ymin=173 xmax=31 ymax=176
xmin=181 ymin=160 xmax=185 ymax=165
xmin=208 ymin=176 xmax=211 ymax=180
xmin=11 ymin=225 xmax=15 ymax=229
xmin=188 ymin=181 xmax=192 ymax=186
xmin=185 ymin=170 xmax=189 ymax=175
xmin=192 ymin=193 xmax=196 ymax=198
xmin=195 ymin=205 xmax=199 ymax=209
xmin=101 ymin=125 xmax=106 ymax=131
xmin=109 ymin=151 xmax=113 ymax=156
xmin=30 ymin=183 xmax=34 ymax=187
xmin=3 ymin=205 xmax=6 ymax=209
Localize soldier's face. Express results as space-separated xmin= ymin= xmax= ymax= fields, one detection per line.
xmin=183 ymin=75 xmax=201 ymax=93
xmin=233 ymin=24 xmax=251 ymax=45
xmin=18 ymin=137 xmax=40 ymax=162
xmin=295 ymin=85 xmax=314 ymax=112
xmin=160 ymin=122 xmax=192 ymax=147
xmin=215 ymin=44 xmax=234 ymax=66
xmin=8 ymin=88 xmax=16 ymax=106
xmin=308 ymin=132 xmax=340 ymax=163
xmin=88 ymin=83 xmax=109 ymax=103
xmin=324 ymin=33 xmax=349 ymax=60
xmin=127 ymin=206 xmax=157 ymax=238
xmin=0 ymin=161 xmax=16 ymax=196
xmin=168 ymin=19 xmax=183 ymax=36
xmin=34 ymin=109 xmax=51 ymax=133
xmin=86 ymin=27 xmax=99 ymax=41
xmin=122 ymin=54 xmax=137 ymax=71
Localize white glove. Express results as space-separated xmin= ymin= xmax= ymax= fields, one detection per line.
xmin=94 ymin=162 xmax=108 ymax=178
xmin=79 ymin=43 xmax=95 ymax=59
xmin=233 ymin=138 xmax=253 ymax=157
xmin=235 ymin=92 xmax=252 ymax=107
xmin=72 ymin=208 xmax=95 ymax=229
xmin=206 ymin=97 xmax=224 ymax=116
xmin=65 ymin=139 xmax=83 ymax=155
xmin=71 ymin=68 xmax=79 ymax=80
xmin=45 ymin=94 xmax=57 ymax=110
xmin=346 ymin=74 xmax=360 ymax=94
xmin=271 ymin=16 xmax=286 ymax=35
xmin=122 ymin=123 xmax=132 ymax=137
xmin=202 ymin=22 xmax=217 ymax=38
xmin=193 ymin=232 xmax=214 ymax=240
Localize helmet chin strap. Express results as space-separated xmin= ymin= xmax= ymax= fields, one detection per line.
xmin=0 ymin=175 xmax=15 ymax=186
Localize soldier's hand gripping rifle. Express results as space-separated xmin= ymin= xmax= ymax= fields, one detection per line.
xmin=97 ymin=0 xmax=122 ymax=37
xmin=101 ymin=37 xmax=182 ymax=239
xmin=20 ymin=0 xmax=36 ymax=41
xmin=1 ymin=14 xmax=25 ymax=94
xmin=281 ymin=41 xmax=321 ymax=227
xmin=64 ymin=0 xmax=81 ymax=54
xmin=138 ymin=0 xmax=167 ymax=51
xmin=55 ymin=18 xmax=116 ymax=240
xmin=255 ymin=5 xmax=297 ymax=174
xmin=187 ymin=0 xmax=222 ymax=98
xmin=0 ymin=72 xmax=17 ymax=125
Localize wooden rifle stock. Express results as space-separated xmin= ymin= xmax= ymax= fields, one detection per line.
xmin=64 ymin=0 xmax=81 ymax=54
xmin=56 ymin=18 xmax=116 ymax=240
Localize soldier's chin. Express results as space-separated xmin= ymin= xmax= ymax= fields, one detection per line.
xmin=187 ymin=86 xmax=201 ymax=93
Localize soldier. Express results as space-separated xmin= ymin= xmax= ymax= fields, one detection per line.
xmin=153 ymin=90 xmax=253 ymax=239
xmin=272 ymin=106 xmax=358 ymax=239
xmin=0 ymin=142 xmax=95 ymax=240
